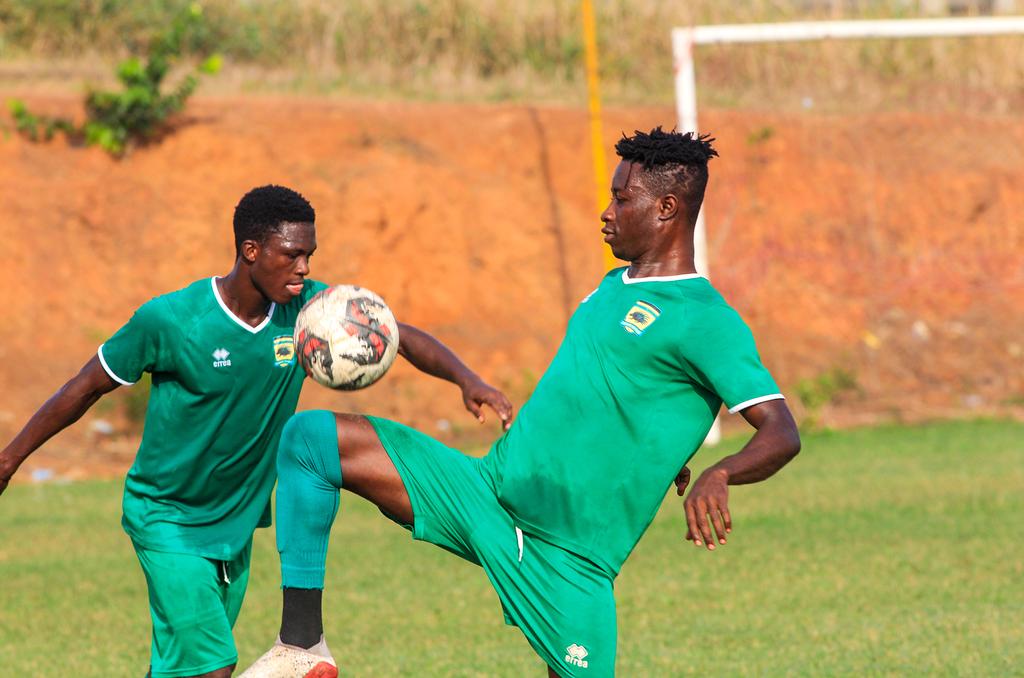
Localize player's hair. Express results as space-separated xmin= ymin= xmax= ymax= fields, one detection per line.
xmin=232 ymin=185 xmax=316 ymax=255
xmin=614 ymin=127 xmax=718 ymax=222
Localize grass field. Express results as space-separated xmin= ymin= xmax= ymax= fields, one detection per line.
xmin=2 ymin=419 xmax=1022 ymax=676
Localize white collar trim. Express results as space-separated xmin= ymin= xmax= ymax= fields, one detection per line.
xmin=621 ymin=269 xmax=704 ymax=284
xmin=211 ymin=277 xmax=275 ymax=334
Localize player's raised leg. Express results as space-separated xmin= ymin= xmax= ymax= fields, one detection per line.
xmin=239 ymin=409 xmax=412 ymax=678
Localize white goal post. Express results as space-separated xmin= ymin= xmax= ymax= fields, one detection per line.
xmin=673 ymin=16 xmax=1024 ymax=445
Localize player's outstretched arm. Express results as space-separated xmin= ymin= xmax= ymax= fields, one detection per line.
xmin=395 ymin=322 xmax=514 ymax=430
xmin=0 ymin=355 xmax=120 ymax=495
xmin=682 ymin=399 xmax=800 ymax=551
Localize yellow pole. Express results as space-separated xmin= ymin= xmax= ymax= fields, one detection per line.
xmin=581 ymin=0 xmax=619 ymax=271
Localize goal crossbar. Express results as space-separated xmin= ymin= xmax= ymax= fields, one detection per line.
xmin=682 ymin=16 xmax=1024 ymax=46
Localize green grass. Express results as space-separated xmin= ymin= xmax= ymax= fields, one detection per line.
xmin=2 ymin=419 xmax=1022 ymax=676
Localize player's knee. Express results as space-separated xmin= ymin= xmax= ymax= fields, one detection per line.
xmin=278 ymin=410 xmax=342 ymax=489
xmin=279 ymin=411 xmax=320 ymax=465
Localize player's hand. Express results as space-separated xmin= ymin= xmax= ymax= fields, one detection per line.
xmin=683 ymin=466 xmax=731 ymax=551
xmin=0 ymin=455 xmax=17 ymax=497
xmin=674 ymin=466 xmax=692 ymax=539
xmin=674 ymin=466 xmax=691 ymax=496
xmin=460 ymin=377 xmax=515 ymax=431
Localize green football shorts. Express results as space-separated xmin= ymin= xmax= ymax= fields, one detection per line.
xmin=132 ymin=539 xmax=252 ymax=678
xmin=368 ymin=416 xmax=617 ymax=677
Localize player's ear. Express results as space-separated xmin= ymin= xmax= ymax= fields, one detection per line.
xmin=240 ymin=239 xmax=260 ymax=264
xmin=658 ymin=193 xmax=679 ymax=221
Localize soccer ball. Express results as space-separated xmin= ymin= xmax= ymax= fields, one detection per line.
xmin=294 ymin=285 xmax=400 ymax=390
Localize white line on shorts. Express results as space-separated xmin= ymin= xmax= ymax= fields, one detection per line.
xmin=515 ymin=527 xmax=524 ymax=563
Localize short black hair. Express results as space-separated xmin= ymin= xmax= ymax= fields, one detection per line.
xmin=232 ymin=185 xmax=316 ymax=255
xmin=614 ymin=127 xmax=718 ymax=221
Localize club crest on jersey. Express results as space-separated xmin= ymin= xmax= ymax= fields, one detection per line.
xmin=620 ymin=300 xmax=661 ymax=336
xmin=273 ymin=335 xmax=296 ymax=367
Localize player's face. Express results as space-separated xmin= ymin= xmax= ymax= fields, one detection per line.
xmin=249 ymin=221 xmax=317 ymax=304
xmin=600 ymin=161 xmax=660 ymax=262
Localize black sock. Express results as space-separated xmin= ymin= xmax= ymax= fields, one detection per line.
xmin=280 ymin=587 xmax=324 ymax=649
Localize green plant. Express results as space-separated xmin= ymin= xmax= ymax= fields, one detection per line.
xmin=746 ymin=125 xmax=775 ymax=145
xmin=795 ymin=366 xmax=858 ymax=431
xmin=7 ymin=99 xmax=76 ymax=141
xmin=1001 ymin=393 xmax=1024 ymax=407
xmin=7 ymin=3 xmax=220 ymax=156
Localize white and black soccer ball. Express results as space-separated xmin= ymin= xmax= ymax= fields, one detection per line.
xmin=294 ymin=285 xmax=400 ymax=390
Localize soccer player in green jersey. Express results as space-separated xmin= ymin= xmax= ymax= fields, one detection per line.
xmin=241 ymin=130 xmax=801 ymax=677
xmin=0 ymin=184 xmax=513 ymax=678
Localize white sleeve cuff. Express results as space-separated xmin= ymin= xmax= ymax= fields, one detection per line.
xmin=97 ymin=345 xmax=136 ymax=386
xmin=728 ymin=393 xmax=784 ymax=414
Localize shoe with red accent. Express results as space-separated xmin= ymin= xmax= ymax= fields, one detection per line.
xmin=237 ymin=636 xmax=338 ymax=678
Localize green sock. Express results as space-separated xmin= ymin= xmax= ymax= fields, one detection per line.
xmin=276 ymin=410 xmax=342 ymax=590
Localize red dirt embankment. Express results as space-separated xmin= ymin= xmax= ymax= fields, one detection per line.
xmin=2 ymin=96 xmax=1022 ymax=480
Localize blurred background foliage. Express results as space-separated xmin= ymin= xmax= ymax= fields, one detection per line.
xmin=0 ymin=0 xmax=1022 ymax=111
xmin=7 ymin=3 xmax=220 ymax=154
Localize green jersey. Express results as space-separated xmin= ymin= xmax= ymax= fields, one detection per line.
xmin=99 ymin=277 xmax=328 ymax=560
xmin=480 ymin=268 xmax=782 ymax=576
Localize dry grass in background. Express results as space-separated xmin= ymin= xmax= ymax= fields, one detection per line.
xmin=1 ymin=0 xmax=1022 ymax=110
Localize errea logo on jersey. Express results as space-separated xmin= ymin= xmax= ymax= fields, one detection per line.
xmin=565 ymin=644 xmax=589 ymax=668
xmin=212 ymin=348 xmax=232 ymax=368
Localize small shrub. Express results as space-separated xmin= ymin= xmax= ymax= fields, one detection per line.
xmin=7 ymin=3 xmax=220 ymax=156
xmin=746 ymin=125 xmax=775 ymax=145
xmin=795 ymin=366 xmax=859 ymax=431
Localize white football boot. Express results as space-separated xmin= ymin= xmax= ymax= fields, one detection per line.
xmin=237 ymin=636 xmax=338 ymax=678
